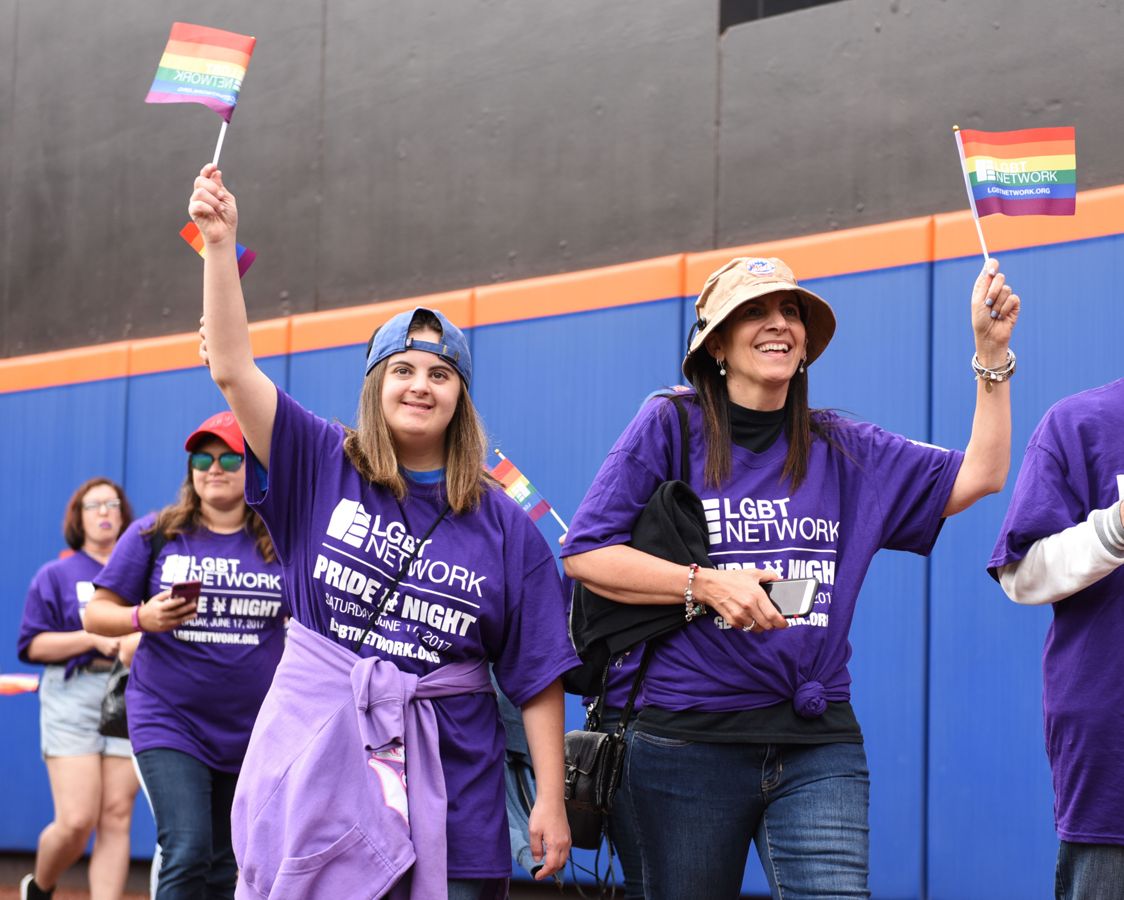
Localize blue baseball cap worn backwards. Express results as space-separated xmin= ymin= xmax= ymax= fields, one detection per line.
xmin=365 ymin=306 xmax=472 ymax=385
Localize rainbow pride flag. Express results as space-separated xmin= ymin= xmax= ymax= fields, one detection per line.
xmin=146 ymin=23 xmax=256 ymax=123
xmin=180 ymin=222 xmax=257 ymax=278
xmin=958 ymin=127 xmax=1076 ymax=216
xmin=488 ymin=450 xmax=553 ymax=523
xmin=0 ymin=674 xmax=39 ymax=695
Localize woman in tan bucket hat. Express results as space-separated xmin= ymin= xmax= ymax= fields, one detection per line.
xmin=562 ymin=255 xmax=1019 ymax=899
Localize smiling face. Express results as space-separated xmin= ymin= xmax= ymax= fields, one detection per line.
xmin=379 ymin=326 xmax=462 ymax=468
xmin=79 ymin=482 xmax=124 ymax=552
xmin=190 ymin=437 xmax=247 ymax=512
xmin=707 ymin=290 xmax=808 ymax=410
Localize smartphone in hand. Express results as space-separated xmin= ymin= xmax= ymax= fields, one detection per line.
xmin=762 ymin=578 xmax=818 ymax=618
xmin=170 ymin=581 xmax=202 ymax=604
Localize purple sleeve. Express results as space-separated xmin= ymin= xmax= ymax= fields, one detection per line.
xmin=16 ymin=563 xmax=61 ymax=663
xmin=491 ymin=526 xmax=579 ymax=707
xmin=988 ymin=441 xmax=1079 ymax=575
xmin=562 ymin=399 xmax=676 ymax=557
xmin=93 ymin=517 xmax=157 ymax=606
xmin=847 ymin=423 xmax=964 ymax=555
xmin=245 ymin=387 xmax=341 ymax=565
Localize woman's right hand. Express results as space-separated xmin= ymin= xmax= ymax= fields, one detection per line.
xmin=138 ymin=589 xmax=198 ymax=633
xmin=188 ymin=163 xmax=238 ymax=246
xmin=695 ymin=567 xmax=788 ymax=633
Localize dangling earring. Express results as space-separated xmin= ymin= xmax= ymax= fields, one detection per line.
xmin=799 ymin=356 xmax=806 ymax=375
xmin=717 ymin=358 xmax=727 ymax=377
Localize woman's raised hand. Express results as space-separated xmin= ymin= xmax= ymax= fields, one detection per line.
xmin=188 ymin=163 xmax=238 ymax=246
xmin=695 ymin=566 xmax=787 ymax=633
xmin=971 ymin=258 xmax=1020 ymax=366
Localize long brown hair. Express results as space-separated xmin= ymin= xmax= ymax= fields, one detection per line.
xmin=686 ymin=343 xmax=838 ymax=493
xmin=143 ymin=464 xmax=275 ymax=563
xmin=63 ymin=477 xmax=134 ymax=551
xmin=343 ymin=311 xmax=489 ymax=514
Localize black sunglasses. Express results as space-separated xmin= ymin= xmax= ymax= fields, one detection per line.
xmin=190 ymin=451 xmax=245 ymax=472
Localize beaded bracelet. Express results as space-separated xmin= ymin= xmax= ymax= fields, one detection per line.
xmin=684 ymin=563 xmax=706 ymax=621
xmin=972 ymin=349 xmax=1017 ymax=393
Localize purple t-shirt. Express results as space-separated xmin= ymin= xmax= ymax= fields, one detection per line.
xmin=18 ymin=551 xmax=106 ymax=678
xmin=94 ymin=514 xmax=288 ymax=771
xmin=246 ymin=388 xmax=577 ymax=878
xmin=563 ymin=393 xmax=962 ymax=716
xmin=988 ymin=379 xmax=1124 ymax=845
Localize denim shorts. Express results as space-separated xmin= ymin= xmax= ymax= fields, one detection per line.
xmin=39 ymin=664 xmax=132 ymax=759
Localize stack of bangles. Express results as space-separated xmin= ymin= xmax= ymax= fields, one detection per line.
xmin=971 ymin=348 xmax=1016 ymax=392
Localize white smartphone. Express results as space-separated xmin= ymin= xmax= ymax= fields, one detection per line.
xmin=762 ymin=578 xmax=818 ymax=618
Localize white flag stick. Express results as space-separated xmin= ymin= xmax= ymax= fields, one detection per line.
xmin=212 ymin=120 xmax=229 ymax=167
xmin=953 ymin=125 xmax=990 ymax=265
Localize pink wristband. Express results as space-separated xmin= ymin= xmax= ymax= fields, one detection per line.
xmin=131 ymin=605 xmax=144 ymax=632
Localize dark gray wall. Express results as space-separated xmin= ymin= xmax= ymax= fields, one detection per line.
xmin=3 ymin=0 xmax=1123 ymax=356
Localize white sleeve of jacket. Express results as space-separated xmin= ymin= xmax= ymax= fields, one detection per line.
xmin=998 ymin=502 xmax=1124 ymax=605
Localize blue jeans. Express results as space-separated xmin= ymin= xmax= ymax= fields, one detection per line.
xmin=625 ymin=732 xmax=870 ymax=900
xmin=1056 ymin=841 xmax=1124 ymax=900
xmin=599 ymin=710 xmax=644 ymax=900
xmin=135 ymin=748 xmax=238 ymax=900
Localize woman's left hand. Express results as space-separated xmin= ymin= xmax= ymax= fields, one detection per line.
xmin=527 ymin=797 xmax=571 ymax=880
xmin=971 ymin=258 xmax=1020 ymax=365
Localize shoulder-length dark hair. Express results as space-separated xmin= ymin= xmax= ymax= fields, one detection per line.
xmin=143 ymin=463 xmax=275 ymax=564
xmin=63 ymin=477 xmax=135 ymax=551
xmin=343 ymin=310 xmax=489 ymax=515
xmin=685 ymin=346 xmax=838 ymax=494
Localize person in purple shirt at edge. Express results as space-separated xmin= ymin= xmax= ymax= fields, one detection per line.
xmin=562 ymin=254 xmax=1022 ymax=900
xmin=85 ymin=412 xmax=288 ymax=900
xmin=187 ymin=163 xmax=576 ymax=900
xmin=989 ymin=380 xmax=1124 ymax=900
xmin=17 ymin=478 xmax=140 ymax=900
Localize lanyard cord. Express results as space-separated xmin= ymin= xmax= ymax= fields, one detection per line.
xmin=351 ymin=497 xmax=451 ymax=654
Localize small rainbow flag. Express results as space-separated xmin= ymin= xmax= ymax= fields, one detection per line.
xmin=957 ymin=127 xmax=1076 ymax=217
xmin=146 ymin=23 xmax=256 ymax=123
xmin=180 ymin=222 xmax=257 ymax=278
xmin=488 ymin=450 xmax=554 ymax=524
xmin=0 ymin=674 xmax=39 ymax=695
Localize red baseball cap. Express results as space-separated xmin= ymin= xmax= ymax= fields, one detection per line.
xmin=184 ymin=411 xmax=245 ymax=454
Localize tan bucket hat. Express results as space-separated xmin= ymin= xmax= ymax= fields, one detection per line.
xmin=683 ymin=257 xmax=837 ymax=378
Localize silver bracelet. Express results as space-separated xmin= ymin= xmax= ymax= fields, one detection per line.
xmin=684 ymin=563 xmax=706 ymax=621
xmin=972 ymin=349 xmax=1016 ymax=393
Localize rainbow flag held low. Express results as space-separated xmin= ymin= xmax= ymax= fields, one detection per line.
xmin=180 ymin=222 xmax=257 ymax=278
xmin=146 ymin=22 xmax=256 ymax=123
xmin=958 ymin=126 xmax=1076 ymax=216
xmin=488 ymin=450 xmax=554 ymax=524
xmin=0 ymin=674 xmax=39 ymax=695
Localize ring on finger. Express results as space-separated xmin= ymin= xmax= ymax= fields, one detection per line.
xmin=742 ymin=618 xmax=758 ymax=632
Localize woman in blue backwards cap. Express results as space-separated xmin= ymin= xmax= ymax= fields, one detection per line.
xmin=186 ymin=163 xmax=576 ymax=900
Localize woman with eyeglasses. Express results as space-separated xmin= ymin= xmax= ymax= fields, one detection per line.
xmin=85 ymin=413 xmax=288 ymax=900
xmin=186 ymin=164 xmax=576 ymax=899
xmin=17 ymin=478 xmax=139 ymax=900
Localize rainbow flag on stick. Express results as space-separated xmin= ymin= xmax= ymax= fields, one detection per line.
xmin=180 ymin=221 xmax=257 ymax=278
xmin=953 ymin=125 xmax=1076 ymax=261
xmin=0 ymin=674 xmax=39 ymax=695
xmin=146 ymin=22 xmax=256 ymax=123
xmin=488 ymin=449 xmax=568 ymax=533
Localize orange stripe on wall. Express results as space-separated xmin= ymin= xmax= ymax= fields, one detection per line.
xmin=3 ymin=184 xmax=1124 ymax=395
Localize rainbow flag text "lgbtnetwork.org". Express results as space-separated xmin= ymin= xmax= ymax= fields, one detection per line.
xmin=146 ymin=22 xmax=256 ymax=123
xmin=957 ymin=126 xmax=1076 ymax=217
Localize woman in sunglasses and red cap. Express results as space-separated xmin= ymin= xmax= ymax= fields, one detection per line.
xmin=186 ymin=165 xmax=575 ymax=899
xmin=562 ymin=256 xmax=1020 ymax=899
xmin=85 ymin=413 xmax=288 ymax=900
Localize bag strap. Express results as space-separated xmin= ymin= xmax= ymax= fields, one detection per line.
xmin=612 ymin=643 xmax=654 ymax=739
xmin=668 ymin=394 xmax=691 ymax=483
xmin=352 ymin=503 xmax=450 ymax=653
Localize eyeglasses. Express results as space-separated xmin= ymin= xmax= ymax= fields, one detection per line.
xmin=190 ymin=451 xmax=245 ymax=472
xmin=82 ymin=499 xmax=122 ymax=512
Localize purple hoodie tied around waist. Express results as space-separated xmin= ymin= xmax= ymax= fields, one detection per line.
xmin=233 ymin=620 xmax=494 ymax=900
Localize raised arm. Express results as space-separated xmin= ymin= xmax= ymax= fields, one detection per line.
xmin=943 ymin=258 xmax=1021 ymax=517
xmin=188 ymin=163 xmax=277 ymax=468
